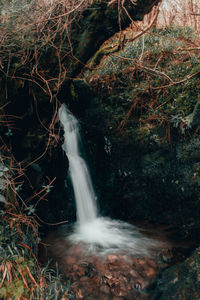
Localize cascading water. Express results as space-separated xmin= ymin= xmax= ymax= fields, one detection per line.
xmin=59 ymin=105 xmax=97 ymax=224
xmin=59 ymin=104 xmax=158 ymax=255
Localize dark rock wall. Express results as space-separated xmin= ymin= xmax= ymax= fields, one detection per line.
xmin=0 ymin=0 xmax=161 ymax=225
xmin=80 ymin=27 xmax=200 ymax=234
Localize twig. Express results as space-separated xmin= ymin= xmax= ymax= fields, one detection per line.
xmin=139 ymin=35 xmax=145 ymax=61
xmin=127 ymin=5 xmax=160 ymax=43
xmin=152 ymin=69 xmax=200 ymax=90
xmin=178 ymin=47 xmax=200 ymax=51
xmin=34 ymin=214 xmax=69 ymax=226
xmin=35 ymin=0 xmax=86 ymax=24
xmin=139 ymin=64 xmax=174 ymax=83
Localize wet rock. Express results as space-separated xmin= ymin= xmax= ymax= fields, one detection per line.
xmin=107 ymin=254 xmax=119 ymax=264
xmin=159 ymin=250 xmax=172 ymax=264
xmin=147 ymin=259 xmax=157 ymax=269
xmin=80 ymin=276 xmax=89 ymax=282
xmin=127 ymin=278 xmax=135 ymax=291
xmin=137 ymin=259 xmax=146 ymax=265
xmin=62 ymin=244 xmax=174 ymax=299
xmin=113 ymin=296 xmax=124 ymax=300
xmin=111 ymin=286 xmax=127 ymax=297
xmin=104 ymin=271 xmax=113 ymax=280
xmin=40 ymin=223 xmax=193 ymax=299
xmin=134 ymin=282 xmax=142 ymax=290
xmin=130 ymin=269 xmax=139 ymax=277
xmin=119 ymin=274 xmax=128 ymax=285
xmin=100 ymin=284 xmax=110 ymax=295
xmin=65 ymin=256 xmax=76 ymax=265
xmin=144 ymin=267 xmax=156 ymax=277
xmin=152 ymin=247 xmax=200 ymax=300
xmin=77 ymin=266 xmax=85 ymax=277
xmin=72 ymin=264 xmax=79 ymax=271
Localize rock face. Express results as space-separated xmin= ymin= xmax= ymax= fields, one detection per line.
xmin=152 ymin=247 xmax=200 ymax=300
xmin=0 ymin=0 xmax=160 ymax=224
xmin=80 ymin=27 xmax=200 ymax=234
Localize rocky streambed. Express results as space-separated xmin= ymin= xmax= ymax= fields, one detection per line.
xmin=40 ymin=223 xmax=196 ymax=299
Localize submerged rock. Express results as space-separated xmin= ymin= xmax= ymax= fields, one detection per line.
xmin=40 ymin=223 xmax=196 ymax=299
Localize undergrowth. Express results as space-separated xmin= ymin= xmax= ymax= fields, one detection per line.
xmin=0 ymin=152 xmax=73 ymax=299
xmin=83 ymin=26 xmax=200 ymax=228
xmin=85 ymin=26 xmax=200 ymax=140
xmin=0 ymin=0 xmax=200 ymax=294
xmin=0 ymin=0 xmax=94 ymax=106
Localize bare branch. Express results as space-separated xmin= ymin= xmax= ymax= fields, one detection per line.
xmin=152 ymin=70 xmax=200 ymax=90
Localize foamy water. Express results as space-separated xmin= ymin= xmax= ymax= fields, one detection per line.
xmin=69 ymin=217 xmax=159 ymax=255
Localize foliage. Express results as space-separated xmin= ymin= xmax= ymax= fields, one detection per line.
xmin=83 ymin=26 xmax=200 ymax=229
xmin=0 ymin=0 xmax=96 ymax=109
xmin=0 ymin=153 xmax=73 ymax=299
xmin=85 ymin=26 xmax=200 ymax=140
xmin=153 ymin=247 xmax=200 ymax=299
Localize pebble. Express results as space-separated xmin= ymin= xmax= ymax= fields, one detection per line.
xmin=72 ymin=264 xmax=79 ymax=271
xmin=137 ymin=259 xmax=146 ymax=265
xmin=130 ymin=269 xmax=139 ymax=277
xmin=144 ymin=267 xmax=156 ymax=277
xmin=80 ymin=276 xmax=89 ymax=282
xmin=65 ymin=256 xmax=76 ymax=264
xmin=107 ymin=254 xmax=119 ymax=263
xmin=134 ymin=282 xmax=142 ymax=290
xmin=77 ymin=266 xmax=85 ymax=276
xmin=100 ymin=284 xmax=110 ymax=294
xmin=104 ymin=271 xmax=113 ymax=279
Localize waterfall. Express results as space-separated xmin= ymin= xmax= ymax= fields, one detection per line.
xmin=59 ymin=104 xmax=159 ymax=255
xmin=58 ymin=104 xmax=97 ymax=225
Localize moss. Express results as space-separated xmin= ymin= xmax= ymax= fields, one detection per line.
xmin=188 ymin=100 xmax=200 ymax=128
xmin=133 ymin=125 xmax=151 ymax=149
xmin=152 ymin=248 xmax=200 ymax=299
xmin=83 ymin=26 xmax=200 ymax=229
xmin=88 ymin=43 xmax=121 ymax=67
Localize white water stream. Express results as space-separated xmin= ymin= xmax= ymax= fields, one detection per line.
xmin=59 ymin=105 xmax=97 ymax=224
xmin=59 ymin=104 xmax=158 ymax=255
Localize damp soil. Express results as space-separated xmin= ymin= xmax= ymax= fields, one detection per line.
xmin=39 ymin=222 xmax=196 ymax=300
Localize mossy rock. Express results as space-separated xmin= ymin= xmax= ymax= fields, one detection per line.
xmin=152 ymin=247 xmax=200 ymax=299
